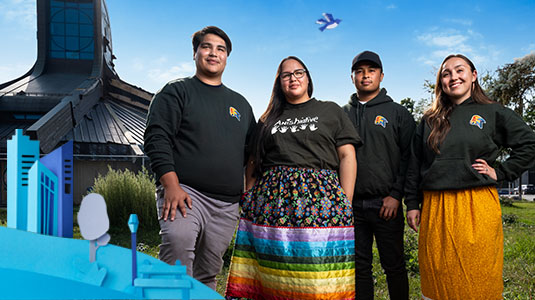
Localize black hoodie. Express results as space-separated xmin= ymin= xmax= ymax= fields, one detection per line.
xmin=404 ymin=98 xmax=535 ymax=211
xmin=343 ymin=88 xmax=416 ymax=207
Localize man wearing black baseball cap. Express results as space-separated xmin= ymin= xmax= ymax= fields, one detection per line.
xmin=343 ymin=51 xmax=415 ymax=300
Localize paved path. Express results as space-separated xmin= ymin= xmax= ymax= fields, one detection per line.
xmin=502 ymin=194 xmax=534 ymax=201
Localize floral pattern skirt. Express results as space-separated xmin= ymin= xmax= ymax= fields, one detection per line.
xmin=225 ymin=166 xmax=355 ymax=300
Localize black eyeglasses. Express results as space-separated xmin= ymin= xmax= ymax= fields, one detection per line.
xmin=280 ymin=69 xmax=307 ymax=81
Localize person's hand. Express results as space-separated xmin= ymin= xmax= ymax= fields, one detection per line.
xmin=379 ymin=196 xmax=400 ymax=220
xmin=161 ymin=184 xmax=192 ymax=221
xmin=472 ymin=158 xmax=497 ymax=181
xmin=406 ymin=209 xmax=420 ymax=232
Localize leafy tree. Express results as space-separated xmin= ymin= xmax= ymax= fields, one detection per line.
xmin=400 ymin=97 xmax=415 ymax=114
xmin=408 ymin=79 xmax=435 ymax=123
xmin=486 ymin=52 xmax=535 ymax=199
xmin=487 ymin=52 xmax=535 ymax=128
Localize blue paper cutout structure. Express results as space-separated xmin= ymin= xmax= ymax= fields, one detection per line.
xmin=316 ymin=13 xmax=341 ymax=31
xmin=7 ymin=130 xmax=73 ymax=237
xmin=41 ymin=140 xmax=74 ymax=237
xmin=7 ymin=129 xmax=39 ymax=230
xmin=1 ymin=129 xmax=223 ymax=299
xmin=78 ymin=193 xmax=111 ymax=262
xmin=27 ymin=161 xmax=59 ymax=235
xmin=129 ymin=214 xmax=139 ymax=285
xmin=0 ymin=226 xmax=222 ymax=299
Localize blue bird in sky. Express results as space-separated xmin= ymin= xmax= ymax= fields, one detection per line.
xmin=316 ymin=13 xmax=341 ymax=31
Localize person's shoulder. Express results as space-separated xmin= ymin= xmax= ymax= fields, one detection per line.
xmin=223 ymin=85 xmax=246 ymax=99
xmin=376 ymin=95 xmax=412 ymax=116
xmin=473 ymin=100 xmax=509 ymax=115
xmin=221 ymin=85 xmax=254 ymax=114
xmin=488 ymin=101 xmax=521 ymax=120
xmin=341 ymin=102 xmax=353 ymax=112
xmin=315 ymin=99 xmax=343 ymax=109
xmin=314 ymin=99 xmax=350 ymax=118
xmin=392 ymin=101 xmax=414 ymax=117
xmin=226 ymin=86 xmax=251 ymax=104
xmin=155 ymin=76 xmax=193 ymax=93
xmin=167 ymin=76 xmax=195 ymax=86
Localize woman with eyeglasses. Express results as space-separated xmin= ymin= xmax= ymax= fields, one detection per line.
xmin=404 ymin=54 xmax=535 ymax=299
xmin=225 ymin=56 xmax=361 ymax=299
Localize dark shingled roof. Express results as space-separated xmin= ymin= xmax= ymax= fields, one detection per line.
xmin=1 ymin=98 xmax=147 ymax=156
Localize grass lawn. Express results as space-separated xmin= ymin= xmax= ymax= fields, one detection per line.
xmin=2 ymin=201 xmax=534 ymax=299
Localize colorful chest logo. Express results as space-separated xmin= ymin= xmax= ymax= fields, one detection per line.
xmin=374 ymin=115 xmax=388 ymax=128
xmin=469 ymin=114 xmax=486 ymax=129
xmin=229 ymin=106 xmax=241 ymax=121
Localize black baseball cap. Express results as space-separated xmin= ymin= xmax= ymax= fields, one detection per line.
xmin=351 ymin=51 xmax=382 ymax=71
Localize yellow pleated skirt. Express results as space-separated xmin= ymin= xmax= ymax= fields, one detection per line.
xmin=419 ymin=186 xmax=503 ymax=300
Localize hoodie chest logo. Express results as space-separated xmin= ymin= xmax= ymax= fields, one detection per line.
xmin=374 ymin=115 xmax=388 ymax=128
xmin=469 ymin=114 xmax=486 ymax=129
xmin=229 ymin=106 xmax=241 ymax=121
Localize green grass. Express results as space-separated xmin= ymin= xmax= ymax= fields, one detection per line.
xmin=2 ymin=201 xmax=535 ymax=299
xmin=501 ymin=202 xmax=535 ymax=299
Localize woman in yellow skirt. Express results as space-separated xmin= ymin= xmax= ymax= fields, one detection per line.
xmin=404 ymin=54 xmax=535 ymax=299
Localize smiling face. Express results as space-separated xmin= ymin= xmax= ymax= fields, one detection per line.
xmin=280 ymin=59 xmax=310 ymax=104
xmin=351 ymin=62 xmax=384 ymax=102
xmin=440 ymin=57 xmax=477 ymax=104
xmin=194 ymin=33 xmax=228 ymax=84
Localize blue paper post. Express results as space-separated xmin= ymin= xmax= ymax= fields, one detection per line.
xmin=128 ymin=214 xmax=139 ymax=286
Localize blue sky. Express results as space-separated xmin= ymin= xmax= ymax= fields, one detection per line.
xmin=1 ymin=0 xmax=534 ymax=118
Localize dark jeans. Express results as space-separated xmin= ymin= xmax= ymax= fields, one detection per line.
xmin=354 ymin=204 xmax=409 ymax=300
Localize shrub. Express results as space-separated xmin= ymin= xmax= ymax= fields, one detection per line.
xmin=89 ymin=166 xmax=158 ymax=231
xmin=502 ymin=213 xmax=518 ymax=225
xmin=500 ymin=196 xmax=514 ymax=207
xmin=404 ymin=227 xmax=420 ymax=274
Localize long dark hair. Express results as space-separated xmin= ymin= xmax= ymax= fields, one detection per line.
xmin=424 ymin=54 xmax=493 ymax=154
xmin=253 ymin=56 xmax=314 ymax=175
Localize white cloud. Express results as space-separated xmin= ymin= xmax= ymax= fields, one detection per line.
xmin=417 ymin=56 xmax=436 ymax=66
xmin=132 ymin=60 xmax=144 ymax=72
xmin=431 ymin=50 xmax=451 ymax=59
xmin=154 ymin=56 xmax=169 ymax=65
xmin=444 ymin=18 xmax=473 ymax=26
xmin=127 ymin=56 xmax=195 ymax=85
xmin=522 ymin=43 xmax=535 ymax=53
xmin=386 ymin=4 xmax=397 ymax=10
xmin=147 ymin=62 xmax=195 ymax=85
xmin=0 ymin=0 xmax=36 ymax=30
xmin=417 ymin=33 xmax=468 ymax=48
xmin=415 ymin=28 xmax=498 ymax=68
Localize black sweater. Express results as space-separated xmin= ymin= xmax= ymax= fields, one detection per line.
xmin=343 ymin=88 xmax=416 ymax=203
xmin=404 ymin=98 xmax=535 ymax=211
xmin=144 ymin=76 xmax=256 ymax=203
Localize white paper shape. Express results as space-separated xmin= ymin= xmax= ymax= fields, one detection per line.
xmin=78 ymin=193 xmax=110 ymax=240
xmin=97 ymin=233 xmax=110 ymax=246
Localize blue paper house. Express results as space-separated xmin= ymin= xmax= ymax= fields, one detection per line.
xmin=41 ymin=141 xmax=74 ymax=237
xmin=7 ymin=129 xmax=39 ymax=230
xmin=27 ymin=161 xmax=59 ymax=235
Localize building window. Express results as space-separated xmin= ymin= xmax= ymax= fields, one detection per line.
xmin=49 ymin=0 xmax=94 ymax=60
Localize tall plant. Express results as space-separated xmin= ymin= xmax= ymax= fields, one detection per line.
xmin=90 ymin=166 xmax=157 ymax=231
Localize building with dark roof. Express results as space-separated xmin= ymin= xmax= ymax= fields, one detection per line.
xmin=0 ymin=0 xmax=152 ymax=206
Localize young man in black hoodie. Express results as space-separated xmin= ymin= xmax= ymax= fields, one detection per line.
xmin=343 ymin=51 xmax=415 ymax=300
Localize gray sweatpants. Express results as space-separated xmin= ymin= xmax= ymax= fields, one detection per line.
xmin=156 ymin=184 xmax=239 ymax=290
